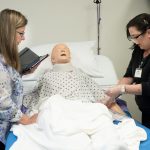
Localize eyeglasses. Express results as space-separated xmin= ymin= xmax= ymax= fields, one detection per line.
xmin=16 ymin=31 xmax=25 ymax=38
xmin=128 ymin=31 xmax=145 ymax=42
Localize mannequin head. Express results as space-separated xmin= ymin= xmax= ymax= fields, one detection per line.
xmin=51 ymin=43 xmax=71 ymax=64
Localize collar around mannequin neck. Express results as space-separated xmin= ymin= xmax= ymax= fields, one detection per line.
xmin=52 ymin=63 xmax=74 ymax=72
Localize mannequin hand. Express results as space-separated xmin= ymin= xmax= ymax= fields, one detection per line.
xmin=105 ymin=85 xmax=125 ymax=99
xmin=97 ymin=94 xmax=116 ymax=107
xmin=106 ymin=101 xmax=116 ymax=109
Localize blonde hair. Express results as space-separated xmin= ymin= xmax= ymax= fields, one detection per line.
xmin=0 ymin=9 xmax=28 ymax=70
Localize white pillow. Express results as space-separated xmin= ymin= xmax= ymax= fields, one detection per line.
xmin=69 ymin=42 xmax=103 ymax=77
xmin=24 ymin=41 xmax=103 ymax=79
xmin=92 ymin=55 xmax=118 ymax=86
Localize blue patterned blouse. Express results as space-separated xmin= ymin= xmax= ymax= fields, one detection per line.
xmin=0 ymin=55 xmax=23 ymax=144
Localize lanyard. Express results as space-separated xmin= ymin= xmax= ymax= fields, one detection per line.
xmin=135 ymin=55 xmax=149 ymax=78
xmin=139 ymin=55 xmax=150 ymax=69
xmin=138 ymin=59 xmax=144 ymax=68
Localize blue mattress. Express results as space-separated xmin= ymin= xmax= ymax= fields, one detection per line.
xmin=136 ymin=121 xmax=150 ymax=149
xmin=5 ymin=120 xmax=150 ymax=150
xmin=5 ymin=132 xmax=17 ymax=150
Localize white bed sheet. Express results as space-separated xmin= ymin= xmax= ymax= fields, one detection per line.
xmin=10 ymin=95 xmax=146 ymax=150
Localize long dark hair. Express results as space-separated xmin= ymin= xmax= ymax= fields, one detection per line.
xmin=126 ymin=13 xmax=150 ymax=39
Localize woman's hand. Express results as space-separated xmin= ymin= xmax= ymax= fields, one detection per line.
xmin=22 ymin=64 xmax=40 ymax=75
xmin=19 ymin=113 xmax=38 ymax=125
xmin=30 ymin=113 xmax=38 ymax=123
xmin=105 ymin=85 xmax=125 ymax=99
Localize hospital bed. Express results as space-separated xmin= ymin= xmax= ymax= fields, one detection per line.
xmin=5 ymin=41 xmax=150 ymax=150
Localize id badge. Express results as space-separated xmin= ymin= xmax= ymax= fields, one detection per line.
xmin=134 ymin=68 xmax=142 ymax=78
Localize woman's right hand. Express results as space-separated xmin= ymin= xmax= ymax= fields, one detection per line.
xmin=105 ymin=85 xmax=124 ymax=98
xmin=19 ymin=113 xmax=38 ymax=125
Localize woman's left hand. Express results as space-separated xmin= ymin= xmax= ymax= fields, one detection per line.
xmin=30 ymin=113 xmax=38 ymax=123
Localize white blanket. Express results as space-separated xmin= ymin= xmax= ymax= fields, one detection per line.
xmin=10 ymin=95 xmax=147 ymax=150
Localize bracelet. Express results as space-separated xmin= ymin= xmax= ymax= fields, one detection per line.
xmin=120 ymin=85 xmax=126 ymax=94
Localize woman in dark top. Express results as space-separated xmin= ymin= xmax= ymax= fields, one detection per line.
xmin=106 ymin=13 xmax=150 ymax=128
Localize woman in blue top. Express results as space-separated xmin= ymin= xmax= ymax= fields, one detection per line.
xmin=0 ymin=9 xmax=37 ymax=150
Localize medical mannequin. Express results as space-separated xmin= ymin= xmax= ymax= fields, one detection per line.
xmin=51 ymin=44 xmax=125 ymax=113
xmin=23 ymin=43 xmax=124 ymax=115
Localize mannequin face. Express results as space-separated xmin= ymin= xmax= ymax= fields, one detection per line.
xmin=51 ymin=44 xmax=71 ymax=64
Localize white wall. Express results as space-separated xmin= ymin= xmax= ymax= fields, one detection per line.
xmin=0 ymin=0 xmax=97 ymax=48
xmin=0 ymin=0 xmax=150 ymax=121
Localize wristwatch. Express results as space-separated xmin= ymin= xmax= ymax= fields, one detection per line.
xmin=120 ymin=85 xmax=126 ymax=94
